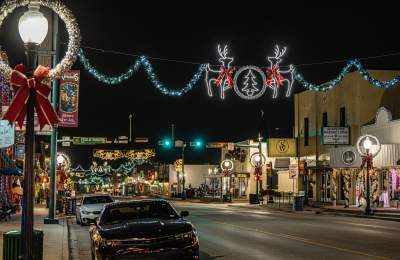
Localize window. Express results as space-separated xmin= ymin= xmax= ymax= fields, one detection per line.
xmin=340 ymin=107 xmax=346 ymax=127
xmin=304 ymin=118 xmax=309 ymax=146
xmin=322 ymin=112 xmax=328 ymax=127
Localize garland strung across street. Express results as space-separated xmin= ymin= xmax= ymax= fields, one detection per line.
xmin=77 ymin=44 xmax=400 ymax=100
xmin=78 ymin=49 xmax=205 ymax=96
xmin=0 ymin=0 xmax=399 ymax=101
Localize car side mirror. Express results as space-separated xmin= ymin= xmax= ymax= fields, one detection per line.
xmin=180 ymin=211 xmax=189 ymax=217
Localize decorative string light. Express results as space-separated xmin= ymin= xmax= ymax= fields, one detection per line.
xmin=295 ymin=59 xmax=400 ymax=91
xmin=78 ymin=49 xmax=205 ymax=96
xmin=76 ymin=45 xmax=400 ymax=97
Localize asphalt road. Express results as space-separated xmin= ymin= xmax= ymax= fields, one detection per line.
xmin=69 ymin=201 xmax=400 ymax=260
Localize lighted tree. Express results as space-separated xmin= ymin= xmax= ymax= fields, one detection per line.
xmin=242 ymin=69 xmax=259 ymax=96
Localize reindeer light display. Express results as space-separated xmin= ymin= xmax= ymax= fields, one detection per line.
xmin=205 ymin=45 xmax=235 ymax=100
xmin=266 ymin=45 xmax=295 ymax=98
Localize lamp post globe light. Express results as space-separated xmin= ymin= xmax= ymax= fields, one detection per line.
xmin=356 ymin=134 xmax=381 ymax=216
xmin=18 ymin=4 xmax=48 ymax=260
xmin=19 ymin=4 xmax=48 ymax=45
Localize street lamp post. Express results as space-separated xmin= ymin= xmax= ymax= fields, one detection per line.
xmin=363 ymin=137 xmax=373 ymax=215
xmin=357 ymin=134 xmax=381 ymax=216
xmin=18 ymin=3 xmax=48 ymax=259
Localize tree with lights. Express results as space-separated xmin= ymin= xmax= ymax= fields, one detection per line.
xmin=242 ymin=69 xmax=259 ymax=97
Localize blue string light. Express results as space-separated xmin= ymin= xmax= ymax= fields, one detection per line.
xmin=78 ymin=49 xmax=206 ymax=96
xmin=78 ymin=48 xmax=400 ymax=96
xmin=295 ymin=59 xmax=400 ymax=91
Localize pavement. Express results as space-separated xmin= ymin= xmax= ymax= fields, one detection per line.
xmin=0 ymin=206 xmax=69 ymax=260
xmin=67 ymin=199 xmax=400 ymax=260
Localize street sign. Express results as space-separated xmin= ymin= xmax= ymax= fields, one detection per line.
xmin=135 ymin=137 xmax=148 ymax=143
xmin=175 ymin=140 xmax=184 ymax=147
xmin=227 ymin=142 xmax=235 ymax=151
xmin=0 ymin=120 xmax=15 ymax=148
xmin=72 ymin=137 xmax=108 ymax=145
xmin=206 ymin=142 xmax=227 ymax=148
xmin=62 ymin=136 xmax=71 ymax=141
xmin=289 ymin=164 xmax=298 ymax=179
xmin=62 ymin=142 xmax=71 ymax=147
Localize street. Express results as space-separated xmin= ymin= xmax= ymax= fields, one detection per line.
xmin=68 ymin=200 xmax=400 ymax=260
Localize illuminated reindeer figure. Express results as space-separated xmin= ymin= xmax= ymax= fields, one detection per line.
xmin=205 ymin=45 xmax=235 ymax=100
xmin=266 ymin=45 xmax=295 ymax=98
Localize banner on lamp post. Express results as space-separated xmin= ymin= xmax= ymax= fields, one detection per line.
xmin=58 ymin=70 xmax=80 ymax=127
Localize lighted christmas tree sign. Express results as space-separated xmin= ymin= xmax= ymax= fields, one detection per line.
xmin=234 ymin=65 xmax=266 ymax=100
xmin=242 ymin=69 xmax=259 ymax=97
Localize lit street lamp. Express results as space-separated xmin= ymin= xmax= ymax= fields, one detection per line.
xmin=18 ymin=3 xmax=48 ymax=260
xmin=357 ymin=134 xmax=381 ymax=216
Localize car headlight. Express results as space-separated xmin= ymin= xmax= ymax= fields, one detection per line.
xmin=175 ymin=231 xmax=197 ymax=241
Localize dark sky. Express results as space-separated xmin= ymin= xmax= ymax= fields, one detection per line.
xmin=1 ymin=2 xmax=400 ymax=166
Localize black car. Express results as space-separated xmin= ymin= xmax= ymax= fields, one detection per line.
xmin=89 ymin=199 xmax=199 ymax=260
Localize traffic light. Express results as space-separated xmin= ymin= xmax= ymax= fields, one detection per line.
xmin=190 ymin=139 xmax=203 ymax=148
xmin=158 ymin=139 xmax=172 ymax=148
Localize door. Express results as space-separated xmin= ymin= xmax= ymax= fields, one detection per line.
xmin=320 ymin=170 xmax=331 ymax=202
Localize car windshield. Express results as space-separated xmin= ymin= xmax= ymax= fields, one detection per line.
xmin=101 ymin=202 xmax=179 ymax=225
xmin=83 ymin=196 xmax=113 ymax=205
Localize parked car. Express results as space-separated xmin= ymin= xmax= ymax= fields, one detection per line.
xmin=76 ymin=194 xmax=114 ymax=225
xmin=89 ymin=199 xmax=199 ymax=260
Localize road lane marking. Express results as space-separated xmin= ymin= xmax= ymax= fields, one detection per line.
xmin=209 ymin=220 xmax=392 ymax=260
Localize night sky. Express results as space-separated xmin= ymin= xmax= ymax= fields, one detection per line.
xmin=1 ymin=2 xmax=399 ymax=167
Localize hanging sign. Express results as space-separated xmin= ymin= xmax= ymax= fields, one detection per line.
xmin=268 ymin=138 xmax=297 ymax=157
xmin=0 ymin=120 xmax=14 ymax=148
xmin=322 ymin=127 xmax=350 ymax=145
xmin=59 ymin=70 xmax=80 ymax=127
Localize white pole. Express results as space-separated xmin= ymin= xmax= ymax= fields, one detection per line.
xmin=129 ymin=114 xmax=133 ymax=143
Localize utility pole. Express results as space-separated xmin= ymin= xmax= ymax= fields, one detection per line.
xmin=129 ymin=114 xmax=133 ymax=143
xmin=45 ymin=11 xmax=59 ymax=225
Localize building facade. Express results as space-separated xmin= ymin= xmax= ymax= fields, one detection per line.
xmin=295 ymin=70 xmax=400 ymax=203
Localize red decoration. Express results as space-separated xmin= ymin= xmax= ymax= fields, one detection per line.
xmin=266 ymin=64 xmax=285 ymax=87
xmin=3 ymin=64 xmax=58 ymax=129
xmin=215 ymin=66 xmax=234 ymax=88
xmin=361 ymin=153 xmax=373 ymax=169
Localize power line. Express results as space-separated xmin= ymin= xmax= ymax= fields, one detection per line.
xmin=64 ymin=42 xmax=400 ymax=68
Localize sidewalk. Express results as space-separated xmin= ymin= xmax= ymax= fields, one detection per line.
xmin=228 ymin=202 xmax=400 ymax=221
xmin=0 ymin=207 xmax=69 ymax=260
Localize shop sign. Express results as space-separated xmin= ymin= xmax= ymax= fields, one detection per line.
xmin=322 ymin=127 xmax=350 ymax=145
xmin=289 ymin=164 xmax=298 ymax=179
xmin=342 ymin=150 xmax=356 ymax=165
xmin=268 ymin=138 xmax=296 ymax=157
xmin=0 ymin=120 xmax=14 ymax=148
xmin=58 ymin=70 xmax=80 ymax=127
xmin=236 ymin=173 xmax=248 ymax=178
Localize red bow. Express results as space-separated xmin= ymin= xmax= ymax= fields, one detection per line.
xmin=215 ymin=66 xmax=234 ymax=88
xmin=3 ymin=64 xmax=58 ymax=129
xmin=266 ymin=64 xmax=285 ymax=87
xmin=361 ymin=153 xmax=373 ymax=169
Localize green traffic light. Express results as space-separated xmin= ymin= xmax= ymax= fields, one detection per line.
xmin=196 ymin=141 xmax=201 ymax=147
xmin=164 ymin=140 xmax=171 ymax=147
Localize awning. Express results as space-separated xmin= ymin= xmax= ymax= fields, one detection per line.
xmin=0 ymin=168 xmax=23 ymax=176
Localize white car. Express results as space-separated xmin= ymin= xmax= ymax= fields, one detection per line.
xmin=76 ymin=194 xmax=114 ymax=225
